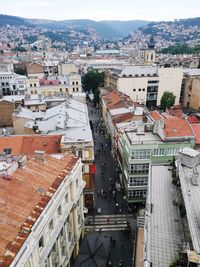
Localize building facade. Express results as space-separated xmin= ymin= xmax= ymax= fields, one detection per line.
xmin=104 ymin=66 xmax=183 ymax=108
xmin=0 ymin=153 xmax=86 ymax=267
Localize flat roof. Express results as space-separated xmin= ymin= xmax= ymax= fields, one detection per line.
xmin=178 ymin=161 xmax=200 ymax=254
xmin=126 ymin=131 xmax=162 ymax=145
xmin=119 ymin=65 xmax=157 ymax=77
xmin=145 ymin=165 xmax=183 ymax=267
xmin=180 ymin=147 xmax=200 ymax=158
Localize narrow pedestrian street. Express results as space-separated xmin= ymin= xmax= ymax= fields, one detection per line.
xmin=87 ymin=101 xmax=129 ymax=215
xmin=85 ymin=100 xmax=136 ymax=266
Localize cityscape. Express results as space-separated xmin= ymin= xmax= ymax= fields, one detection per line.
xmin=1 ymin=1 xmax=200 ymax=267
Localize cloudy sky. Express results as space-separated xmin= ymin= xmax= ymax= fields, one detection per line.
xmin=0 ymin=0 xmax=200 ymax=21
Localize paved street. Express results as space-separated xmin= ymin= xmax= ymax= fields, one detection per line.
xmin=82 ymin=101 xmax=136 ymax=267
xmin=87 ymin=101 xmax=130 ymax=216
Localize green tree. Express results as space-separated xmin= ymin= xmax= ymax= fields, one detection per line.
xmin=160 ymin=91 xmax=176 ymax=111
xmin=82 ymin=70 xmax=104 ymax=92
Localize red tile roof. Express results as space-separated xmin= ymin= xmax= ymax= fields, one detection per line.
xmin=149 ymin=111 xmax=163 ymax=122
xmin=0 ymin=135 xmax=62 ymax=155
xmin=0 ymin=154 xmax=79 ymax=266
xmin=164 ymin=116 xmax=194 ymax=138
xmin=149 ymin=111 xmax=194 ymax=139
xmin=102 ymin=91 xmax=133 ymax=110
xmin=191 ymin=124 xmax=200 ymax=144
xmin=187 ymin=115 xmax=200 ymax=124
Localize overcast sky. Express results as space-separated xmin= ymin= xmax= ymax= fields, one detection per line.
xmin=1 ymin=0 xmax=200 ymax=21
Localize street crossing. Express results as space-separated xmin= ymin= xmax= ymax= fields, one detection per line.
xmin=85 ymin=214 xmax=135 ymax=232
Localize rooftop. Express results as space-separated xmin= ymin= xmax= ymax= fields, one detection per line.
xmin=0 ymin=153 xmax=78 ymax=265
xmin=178 ymin=154 xmax=200 ymax=254
xmin=126 ymin=130 xmax=162 ymax=145
xmin=149 ymin=111 xmax=194 ymax=140
xmin=191 ymin=124 xmax=200 ymax=145
xmin=119 ymin=65 xmax=157 ymax=77
xmin=0 ymin=135 xmax=62 ymax=155
xmin=145 ymin=165 xmax=183 ymax=267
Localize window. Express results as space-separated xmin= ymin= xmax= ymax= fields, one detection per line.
xmin=60 ymin=88 xmax=62 ymax=92
xmin=39 ymin=236 xmax=44 ymax=248
xmin=129 ymin=177 xmax=148 ymax=186
xmin=166 ymin=147 xmax=180 ymax=155
xmin=30 ymin=83 xmax=32 ymax=87
xmin=153 ymin=148 xmax=165 ymax=156
xmin=66 ymin=88 xmax=68 ymax=92
xmin=78 ymin=150 xmax=83 ymax=158
xmin=72 ymin=81 xmax=75 ymax=85
xmin=49 ymin=219 xmax=53 ymax=230
xmin=133 ymin=89 xmax=136 ymax=92
xmin=76 ymin=179 xmax=78 ymax=188
xmin=128 ymin=190 xmax=146 ymax=200
xmin=131 ymin=149 xmax=151 ymax=159
xmin=34 ymin=83 xmax=36 ymax=87
xmin=148 ymin=80 xmax=159 ymax=84
xmin=4 ymin=148 xmax=12 ymax=155
xmin=73 ymin=88 xmax=75 ymax=92
xmin=58 ymin=205 xmax=62 ymax=215
xmin=138 ymin=88 xmax=141 ymax=91
xmin=130 ymin=163 xmax=149 ymax=174
xmin=76 ymin=81 xmax=78 ymax=85
xmin=142 ymin=88 xmax=145 ymax=91
xmin=76 ymin=88 xmax=79 ymax=91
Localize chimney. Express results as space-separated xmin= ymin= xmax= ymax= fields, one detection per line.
xmin=34 ymin=150 xmax=45 ymax=162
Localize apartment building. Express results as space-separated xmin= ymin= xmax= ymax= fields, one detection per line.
xmin=26 ymin=74 xmax=82 ymax=96
xmin=182 ymin=68 xmax=200 ymax=110
xmin=0 ymin=152 xmax=86 ymax=267
xmin=104 ymin=65 xmax=183 ymax=108
xmin=0 ymin=72 xmax=27 ymax=96
xmin=117 ymin=111 xmax=195 ymax=204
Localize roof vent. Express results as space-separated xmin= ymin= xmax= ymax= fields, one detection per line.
xmin=36 ymin=186 xmax=45 ymax=196
xmin=34 ymin=150 xmax=45 ymax=162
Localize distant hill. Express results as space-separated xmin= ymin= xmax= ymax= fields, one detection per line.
xmin=0 ymin=14 xmax=31 ymax=27
xmin=0 ymin=14 xmax=150 ymax=40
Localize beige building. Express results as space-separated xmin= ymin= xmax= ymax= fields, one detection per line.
xmin=0 ymin=152 xmax=86 ymax=267
xmin=58 ymin=63 xmax=78 ymax=75
xmin=26 ymin=62 xmax=44 ymax=78
xmin=183 ymin=77 xmax=200 ymax=110
xmin=104 ymin=65 xmax=183 ymax=108
xmin=26 ymin=74 xmax=82 ymax=96
xmin=182 ymin=69 xmax=200 ymax=110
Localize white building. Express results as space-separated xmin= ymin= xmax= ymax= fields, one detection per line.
xmin=0 ymin=152 xmax=86 ymax=267
xmin=0 ymin=72 xmax=27 ymax=96
xmin=105 ymin=65 xmax=183 ymax=108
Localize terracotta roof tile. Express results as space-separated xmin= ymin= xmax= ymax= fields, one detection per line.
xmin=187 ymin=115 xmax=200 ymax=124
xmin=0 ymin=135 xmax=62 ymax=155
xmin=149 ymin=111 xmax=194 ymax=139
xmin=149 ymin=111 xmax=163 ymax=121
xmin=191 ymin=124 xmax=200 ymax=144
xmin=102 ymin=91 xmax=133 ymax=110
xmin=0 ymin=153 xmax=78 ymax=266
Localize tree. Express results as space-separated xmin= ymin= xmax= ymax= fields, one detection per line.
xmin=82 ymin=70 xmax=104 ymax=92
xmin=160 ymin=91 xmax=176 ymax=111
